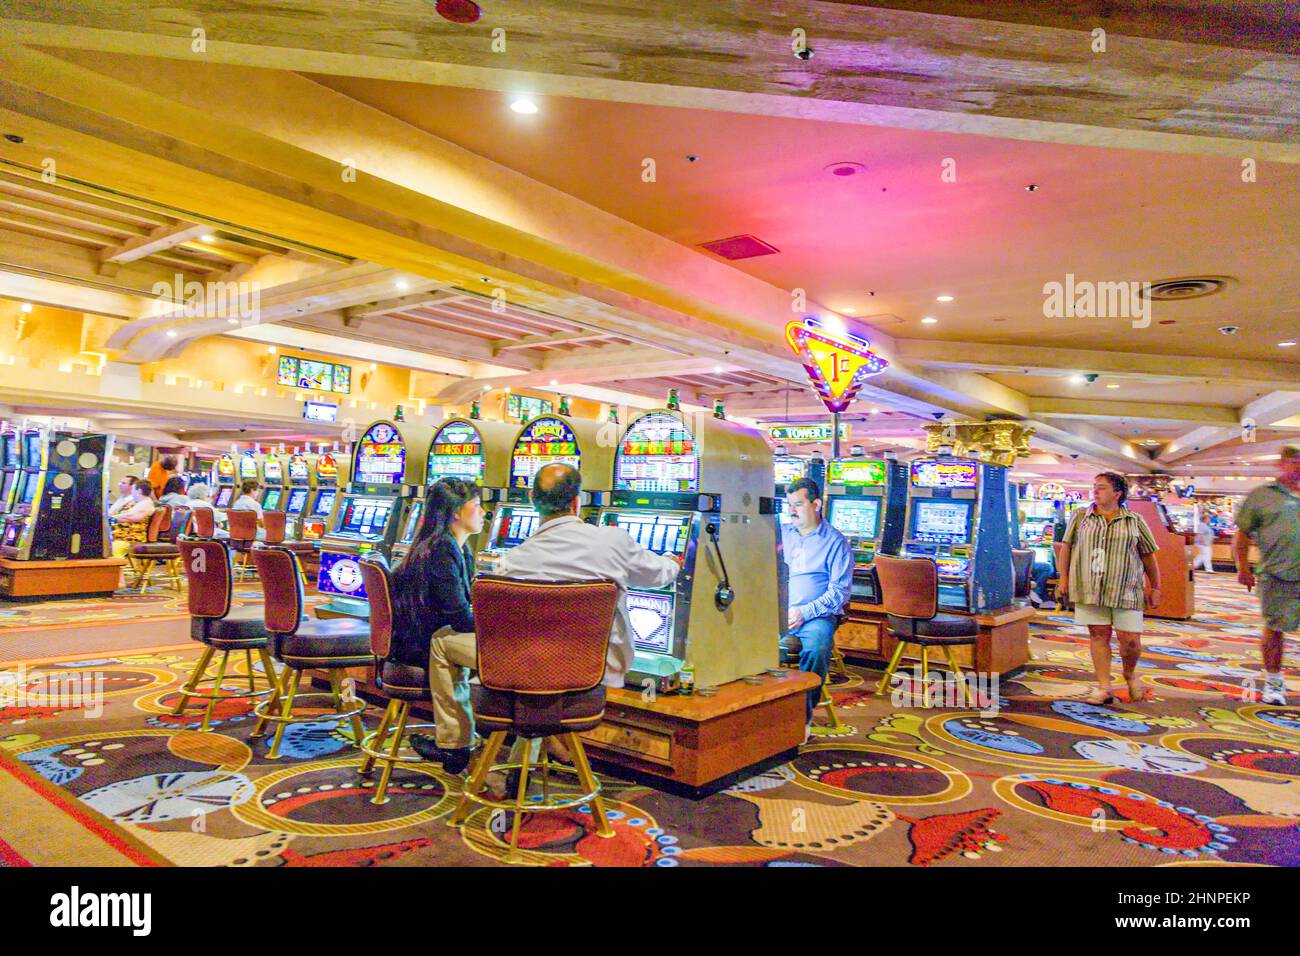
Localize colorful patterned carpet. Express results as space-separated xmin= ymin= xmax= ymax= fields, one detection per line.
xmin=2 ymin=572 xmax=1297 ymax=867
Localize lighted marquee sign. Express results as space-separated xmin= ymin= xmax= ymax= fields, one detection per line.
xmin=910 ymin=458 xmax=978 ymax=489
xmin=828 ymin=459 xmax=888 ymax=486
xmin=354 ymin=422 xmax=406 ymax=485
xmin=510 ymin=416 xmax=579 ymax=488
xmin=428 ymin=421 xmax=486 ymax=483
xmin=316 ymin=454 xmax=338 ymax=482
xmin=238 ymin=454 xmax=259 ymax=479
xmin=1037 ymin=482 xmax=1067 ymax=500
xmin=785 ymin=319 xmax=889 ymax=414
xmin=770 ymin=423 xmax=851 ymax=443
xmin=288 ymin=456 xmax=310 ymax=483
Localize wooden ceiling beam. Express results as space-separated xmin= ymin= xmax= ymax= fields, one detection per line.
xmin=100 ymin=221 xmax=209 ymax=265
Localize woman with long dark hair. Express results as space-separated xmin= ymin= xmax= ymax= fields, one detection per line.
xmin=1058 ymin=472 xmax=1162 ymax=705
xmin=391 ymin=477 xmax=485 ymax=774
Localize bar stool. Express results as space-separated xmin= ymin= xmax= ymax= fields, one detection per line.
xmin=1011 ymin=548 xmax=1034 ymax=606
xmin=126 ymin=506 xmax=182 ymax=592
xmin=355 ymin=557 xmax=437 ymax=805
xmin=226 ymin=509 xmax=259 ymax=582
xmin=781 ymin=616 xmax=853 ymax=735
xmin=262 ymin=511 xmax=317 ymax=587
xmin=187 ymin=506 xmax=216 ymax=538
xmin=251 ymin=546 xmax=371 ymax=759
xmin=873 ymin=554 xmax=978 ymax=707
xmin=449 ymin=576 xmax=618 ymax=863
xmin=174 ymin=539 xmax=280 ymax=731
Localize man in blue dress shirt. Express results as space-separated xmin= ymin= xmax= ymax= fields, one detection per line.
xmin=781 ymin=476 xmax=855 ymax=733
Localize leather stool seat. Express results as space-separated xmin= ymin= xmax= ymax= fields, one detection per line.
xmin=473 ymin=684 xmax=606 ymax=736
xmin=278 ymin=619 xmax=372 ymax=669
xmin=278 ymin=541 xmax=317 ymax=553
xmin=887 ymin=613 xmax=980 ymax=644
xmin=377 ymin=661 xmax=432 ymax=702
xmin=194 ymin=606 xmax=271 ymax=650
xmin=132 ymin=542 xmax=181 ymax=557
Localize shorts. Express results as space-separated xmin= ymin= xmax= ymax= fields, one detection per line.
xmin=1074 ymin=603 xmax=1145 ymax=633
xmin=1259 ymin=575 xmax=1300 ymax=633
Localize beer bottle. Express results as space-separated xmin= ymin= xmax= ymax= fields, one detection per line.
xmin=679 ymin=660 xmax=695 ymax=695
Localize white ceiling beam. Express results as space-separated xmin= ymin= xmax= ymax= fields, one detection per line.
xmin=1158 ymin=391 xmax=1300 ymax=463
xmin=341 ymin=286 xmax=458 ymax=322
xmin=1028 ymin=396 xmax=1238 ymax=425
xmin=100 ymin=221 xmax=208 ymax=264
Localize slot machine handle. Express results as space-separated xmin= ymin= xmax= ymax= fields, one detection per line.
xmin=705 ymin=522 xmax=734 ymax=611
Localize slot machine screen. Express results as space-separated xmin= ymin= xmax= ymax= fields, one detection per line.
xmin=311 ymin=489 xmax=337 ymax=517
xmin=429 ymin=422 xmax=486 ymax=483
xmin=910 ymin=458 xmax=978 ymax=489
xmin=829 ymin=497 xmax=881 ymax=540
xmin=23 ymin=435 xmax=42 ymax=468
xmin=1 ymin=471 xmax=15 ymax=503
xmin=337 ymin=496 xmax=395 ymax=537
xmin=829 ymin=459 xmax=888 ymax=486
xmin=286 ymin=488 xmax=309 ymax=515
xmin=614 ymin=413 xmax=698 ymax=494
xmin=773 ymin=458 xmax=806 ymax=485
xmin=626 ymin=591 xmax=674 ymax=653
xmin=262 ymin=459 xmax=283 ymax=484
xmin=20 ymin=476 xmax=37 ymax=504
xmin=1 ymin=435 xmax=19 ymax=468
xmin=288 ymin=457 xmax=309 ymax=484
xmin=355 ymin=423 xmax=406 ymax=486
xmin=911 ymin=499 xmax=973 ymax=545
xmin=239 ymin=455 xmax=259 ymax=480
xmin=400 ymin=500 xmax=424 ymax=545
xmin=262 ymin=488 xmax=283 ymax=511
xmin=494 ymin=508 xmax=540 ymax=548
xmin=602 ymin=511 xmax=691 ymax=555
xmin=317 ymin=551 xmax=368 ymax=599
xmin=510 ymin=418 xmax=579 ymax=488
xmin=214 ymin=486 xmax=234 ymax=508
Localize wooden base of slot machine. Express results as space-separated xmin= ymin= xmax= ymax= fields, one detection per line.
xmin=837 ymin=599 xmax=1033 ymax=678
xmin=1128 ymin=499 xmax=1196 ymax=620
xmin=0 ymin=557 xmax=127 ymax=600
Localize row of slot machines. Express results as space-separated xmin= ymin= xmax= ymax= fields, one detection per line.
xmin=311 ymin=407 xmax=780 ymax=693
xmin=205 ymin=450 xmax=344 ymax=539
xmin=0 ymin=427 xmax=113 ymax=562
xmin=775 ymin=453 xmax=1016 ymax=614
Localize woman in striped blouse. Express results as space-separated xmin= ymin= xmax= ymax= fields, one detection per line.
xmin=1058 ymin=473 xmax=1162 ymax=705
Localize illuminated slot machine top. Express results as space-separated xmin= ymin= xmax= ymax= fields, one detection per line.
xmin=0 ymin=430 xmax=20 ymax=513
xmin=260 ymin=457 xmax=285 ymax=510
xmin=597 ymin=406 xmax=778 ymax=691
xmin=301 ymin=453 xmax=340 ymax=539
xmin=238 ymin=453 xmax=260 ymax=485
xmin=422 ymin=417 xmax=515 ymax=553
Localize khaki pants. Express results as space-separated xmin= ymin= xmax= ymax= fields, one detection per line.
xmin=429 ymin=626 xmax=477 ymax=749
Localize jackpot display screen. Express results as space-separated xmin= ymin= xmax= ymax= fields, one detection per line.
xmin=23 ymin=434 xmax=41 ymax=468
xmin=354 ymin=423 xmax=406 ymax=485
xmin=510 ymin=418 xmax=579 ymax=488
xmin=286 ymin=488 xmax=309 ymax=515
xmin=262 ymin=459 xmax=283 ymax=483
xmin=428 ymin=422 xmax=486 ymax=483
xmin=317 ymin=551 xmax=368 ymax=599
xmin=238 ymin=455 xmax=259 ymax=480
xmin=911 ymin=499 xmax=973 ymax=545
xmin=910 ymin=458 xmax=978 ymax=489
xmin=829 ymin=459 xmax=888 ymax=486
xmin=311 ymin=489 xmax=337 ymax=516
xmin=614 ymin=413 xmax=698 ymax=494
xmin=337 ymin=496 xmax=395 ymax=537
xmin=601 ymin=511 xmax=691 ymax=555
xmin=774 ymin=458 xmax=806 ymax=485
xmin=494 ymin=507 xmax=540 ymax=548
xmin=626 ymin=590 xmax=674 ymax=653
xmin=828 ymin=497 xmax=881 ymax=540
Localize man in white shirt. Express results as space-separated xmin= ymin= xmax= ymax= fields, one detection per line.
xmin=414 ymin=463 xmax=681 ymax=774
xmin=107 ymin=475 xmax=138 ymax=517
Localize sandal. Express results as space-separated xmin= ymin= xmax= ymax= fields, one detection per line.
xmin=1084 ymin=688 xmax=1115 ymax=705
xmin=1126 ymin=681 xmax=1148 ymax=703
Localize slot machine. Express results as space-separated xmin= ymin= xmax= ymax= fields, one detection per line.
xmin=773 ymin=457 xmax=806 ymax=525
xmin=301 ymin=452 xmax=343 ymax=541
xmin=316 ymin=420 xmax=434 ymax=618
xmin=597 ymin=407 xmax=780 ymax=692
xmin=2 ymin=430 xmax=113 ymax=561
xmin=184 ymin=456 xmax=215 ymax=491
xmin=824 ymin=457 xmax=908 ymax=603
xmin=476 ymin=413 xmax=615 ymax=572
xmin=901 ymin=455 xmax=1014 ymax=613
xmin=211 ymin=454 xmax=237 ymax=509
xmin=283 ymin=453 xmax=314 ymax=538
xmin=1017 ymin=492 xmax=1061 ymax=565
xmin=259 ymin=454 xmax=287 ymax=511
xmin=237 ymin=451 xmax=261 ymax=492
xmin=391 ymin=416 xmax=516 ymax=564
xmin=0 ymin=428 xmax=20 ymax=518
xmin=1128 ymin=496 xmax=1196 ymax=620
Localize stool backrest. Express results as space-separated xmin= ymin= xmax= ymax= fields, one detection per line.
xmin=874 ymin=553 xmax=938 ymax=621
xmin=179 ymin=539 xmax=233 ymax=619
xmin=163 ymin=506 xmax=191 ymax=543
xmin=145 ymin=505 xmax=172 ymax=544
xmin=227 ymin=508 xmax=258 ymax=543
xmin=471 ymin=576 xmax=618 ymax=693
xmin=251 ymin=546 xmax=304 ymax=635
xmin=189 ymin=507 xmax=216 ymax=538
xmin=262 ymin=510 xmax=287 ymax=544
xmin=1011 ymin=548 xmax=1034 ymax=599
xmin=359 ymin=557 xmax=394 ymax=659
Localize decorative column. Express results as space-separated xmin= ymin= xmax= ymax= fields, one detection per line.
xmin=922 ymin=420 xmax=1035 ymax=467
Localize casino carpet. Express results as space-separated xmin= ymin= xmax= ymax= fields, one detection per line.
xmin=1 ymin=572 xmax=1297 ymax=867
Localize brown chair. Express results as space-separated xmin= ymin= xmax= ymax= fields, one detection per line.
xmin=449 ymin=576 xmax=618 ymax=862
xmin=873 ymin=554 xmax=978 ymax=706
xmin=173 ymin=539 xmax=280 ymax=731
xmin=262 ymin=510 xmax=317 ymax=585
xmin=226 ymin=508 xmax=259 ymax=582
xmin=251 ymin=546 xmax=372 ymax=759
xmin=126 ymin=506 xmax=182 ymax=592
xmin=188 ymin=506 xmax=216 ymax=538
xmin=1011 ymin=548 xmax=1034 ymax=603
xmin=356 ymin=557 xmax=435 ymax=805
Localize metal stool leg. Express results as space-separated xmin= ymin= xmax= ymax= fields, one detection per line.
xmin=921 ymin=646 xmax=931 ymax=706
xmin=451 ymin=730 xmax=507 ymax=827
xmin=943 ymin=646 xmax=968 ymax=708
xmin=360 ymin=699 xmax=398 ymax=777
xmin=266 ymin=669 xmax=303 ymax=759
xmin=201 ymin=650 xmax=231 ymax=732
xmin=327 ymin=671 xmax=366 ymax=746
xmin=372 ymin=700 xmax=409 ymax=806
xmin=173 ymin=645 xmax=215 ymax=715
xmin=830 ymin=647 xmax=849 ymax=678
xmin=250 ymin=647 xmax=281 ymax=738
xmin=818 ymin=683 xmax=844 ymax=729
xmin=875 ymin=639 xmax=908 ymax=695
xmin=505 ymin=738 xmax=534 ymax=861
xmin=245 ymin=650 xmax=256 ymax=693
xmin=566 ymin=733 xmax=613 ymax=838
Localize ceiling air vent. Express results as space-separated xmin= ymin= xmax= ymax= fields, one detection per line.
xmin=1142 ymin=276 xmax=1231 ymax=301
xmin=699 ymin=234 xmax=780 ymax=260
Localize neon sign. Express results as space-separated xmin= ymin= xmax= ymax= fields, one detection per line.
xmin=785 ymin=318 xmax=889 ymax=414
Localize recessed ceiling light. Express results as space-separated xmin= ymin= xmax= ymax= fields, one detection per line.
xmin=510 ymin=98 xmax=538 ymax=114
xmin=936 ymin=295 xmax=954 ymax=302
xmin=200 ymin=233 xmax=217 ymax=243
xmin=226 ymin=318 xmax=239 ymax=325
xmin=713 ymin=365 xmax=724 ymax=374
xmin=843 ymin=308 xmax=857 ymax=314
xmin=869 ymin=408 xmax=880 ymax=415
xmin=1069 ymin=375 xmax=1086 ymax=385
xmin=20 ymin=302 xmax=32 ymax=313
xmin=549 ymin=379 xmax=558 ymax=386
xmin=1106 ymin=383 xmax=1120 ymax=389
xmin=1025 ymin=184 xmax=1039 ymax=192
xmin=395 ymin=279 xmax=410 ymax=291
xmin=921 ymin=317 xmax=938 ymax=325
xmin=1280 ymin=341 xmax=1297 ymax=348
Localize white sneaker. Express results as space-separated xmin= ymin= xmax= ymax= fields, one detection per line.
xmin=803 ymin=721 xmax=813 ymax=744
xmin=1261 ymin=684 xmax=1287 ymax=706
xmin=1041 ymin=601 xmax=1057 ymax=610
xmin=1028 ymin=591 xmax=1043 ymax=607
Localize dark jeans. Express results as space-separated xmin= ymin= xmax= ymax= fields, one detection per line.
xmin=1031 ymin=560 xmax=1055 ymax=598
xmin=793 ymin=615 xmax=838 ymax=721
